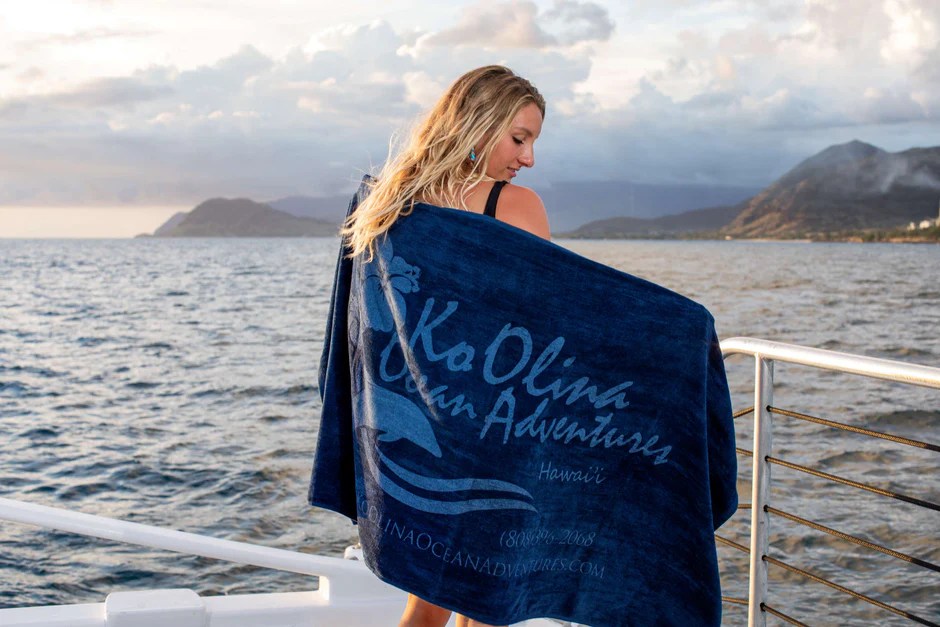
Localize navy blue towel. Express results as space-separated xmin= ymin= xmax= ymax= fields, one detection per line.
xmin=309 ymin=176 xmax=737 ymax=626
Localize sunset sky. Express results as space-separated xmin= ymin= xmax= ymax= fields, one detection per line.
xmin=2 ymin=0 xmax=940 ymax=236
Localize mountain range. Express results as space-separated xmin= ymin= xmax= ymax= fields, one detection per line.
xmin=145 ymin=140 xmax=940 ymax=239
xmin=564 ymin=140 xmax=940 ymax=238
xmin=144 ymin=198 xmax=336 ymax=237
xmin=722 ymin=140 xmax=940 ymax=238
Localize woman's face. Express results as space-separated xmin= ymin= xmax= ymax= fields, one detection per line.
xmin=483 ymin=103 xmax=543 ymax=182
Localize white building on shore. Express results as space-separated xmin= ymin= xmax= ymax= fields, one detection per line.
xmin=907 ymin=201 xmax=940 ymax=230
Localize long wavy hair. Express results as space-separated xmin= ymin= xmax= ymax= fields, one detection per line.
xmin=341 ymin=65 xmax=545 ymax=261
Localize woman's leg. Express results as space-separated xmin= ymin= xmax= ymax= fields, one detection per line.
xmin=398 ymin=595 xmax=506 ymax=627
xmin=455 ymin=615 xmax=506 ymax=627
xmin=398 ymin=594 xmax=452 ymax=627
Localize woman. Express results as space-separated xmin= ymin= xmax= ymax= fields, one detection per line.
xmin=317 ymin=64 xmax=736 ymax=627
xmin=339 ymin=65 xmax=548 ymax=627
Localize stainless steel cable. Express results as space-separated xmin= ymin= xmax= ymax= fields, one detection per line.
xmin=766 ymin=506 xmax=940 ymax=573
xmin=768 ymin=406 xmax=940 ymax=452
xmin=715 ymin=534 xmax=749 ymax=554
xmin=763 ymin=555 xmax=940 ymax=627
xmin=766 ymin=455 xmax=940 ymax=513
xmin=735 ymin=448 xmax=940 ymax=512
xmin=717 ymin=534 xmax=939 ymax=626
xmin=761 ymin=603 xmax=811 ymax=627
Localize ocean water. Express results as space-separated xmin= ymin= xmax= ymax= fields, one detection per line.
xmin=0 ymin=237 xmax=937 ymax=625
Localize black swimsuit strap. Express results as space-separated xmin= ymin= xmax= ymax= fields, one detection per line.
xmin=483 ymin=181 xmax=507 ymax=218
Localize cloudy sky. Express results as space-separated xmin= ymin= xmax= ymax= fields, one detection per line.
xmin=2 ymin=0 xmax=940 ymax=236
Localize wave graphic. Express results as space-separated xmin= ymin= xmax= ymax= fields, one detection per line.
xmin=378 ymin=450 xmax=533 ymax=498
xmin=361 ymin=442 xmax=536 ymax=515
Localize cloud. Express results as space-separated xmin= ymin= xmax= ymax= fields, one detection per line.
xmin=0 ymin=76 xmax=173 ymax=121
xmin=636 ymin=0 xmax=940 ymax=124
xmin=16 ymin=67 xmax=44 ymax=82
xmin=0 ymin=21 xmax=436 ymax=204
xmin=0 ymin=9 xmax=602 ymax=206
xmin=879 ymin=0 xmax=940 ymax=65
xmin=402 ymin=71 xmax=447 ymax=107
xmin=17 ymin=27 xmax=156 ymax=50
xmin=859 ymin=86 xmax=927 ymax=123
xmin=421 ymin=0 xmax=613 ymax=49
xmin=541 ymin=0 xmax=616 ymax=45
xmin=3 ymin=1 xmax=940 ymax=209
xmin=803 ymin=0 xmax=891 ymax=53
xmin=425 ymin=1 xmax=549 ymax=48
xmin=51 ymin=77 xmax=173 ymax=108
xmin=717 ymin=24 xmax=776 ymax=58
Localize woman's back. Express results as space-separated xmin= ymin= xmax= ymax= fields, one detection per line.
xmin=450 ymin=180 xmax=551 ymax=240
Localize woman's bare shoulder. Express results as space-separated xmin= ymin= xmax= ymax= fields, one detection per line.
xmin=498 ymin=184 xmax=550 ymax=240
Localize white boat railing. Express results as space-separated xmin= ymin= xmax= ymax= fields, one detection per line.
xmin=720 ymin=337 xmax=940 ymax=627
xmin=0 ymin=497 xmax=387 ymax=600
xmin=0 ymin=497 xmax=559 ymax=627
xmin=0 ymin=497 xmax=418 ymax=627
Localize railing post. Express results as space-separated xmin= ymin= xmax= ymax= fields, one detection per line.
xmin=747 ymin=356 xmax=774 ymax=627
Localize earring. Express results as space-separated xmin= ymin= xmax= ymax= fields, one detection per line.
xmin=469 ymin=148 xmax=476 ymax=162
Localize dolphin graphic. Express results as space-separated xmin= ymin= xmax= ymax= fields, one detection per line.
xmin=365 ymin=382 xmax=442 ymax=458
xmin=356 ymin=377 xmax=537 ymax=515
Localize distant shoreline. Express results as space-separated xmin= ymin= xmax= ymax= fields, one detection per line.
xmin=1 ymin=234 xmax=936 ymax=243
xmin=556 ymin=225 xmax=940 ymax=243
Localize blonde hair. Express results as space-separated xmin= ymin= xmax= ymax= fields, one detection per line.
xmin=341 ymin=65 xmax=545 ymax=261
